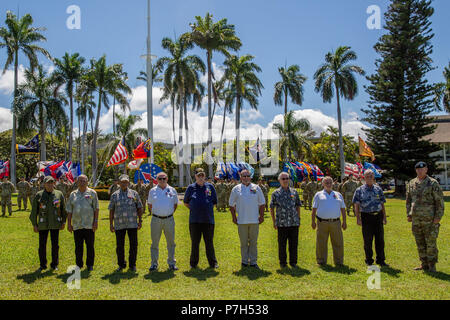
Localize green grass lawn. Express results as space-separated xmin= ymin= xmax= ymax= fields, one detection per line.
xmin=0 ymin=191 xmax=448 ymax=300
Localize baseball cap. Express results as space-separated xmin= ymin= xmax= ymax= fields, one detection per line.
xmin=195 ymin=168 xmax=205 ymax=176
xmin=44 ymin=176 xmax=55 ymax=183
xmin=119 ymin=174 xmax=130 ymax=182
xmin=415 ymin=161 xmax=427 ymax=169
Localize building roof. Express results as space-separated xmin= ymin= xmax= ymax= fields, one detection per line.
xmin=425 ymin=115 xmax=450 ymax=143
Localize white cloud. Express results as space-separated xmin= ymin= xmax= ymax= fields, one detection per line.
xmin=0 ymin=65 xmax=26 ymax=95
xmin=129 ymin=86 xmax=167 ymax=112
xmin=0 ymin=107 xmax=13 ymax=132
xmin=200 ymin=62 xmax=225 ymax=86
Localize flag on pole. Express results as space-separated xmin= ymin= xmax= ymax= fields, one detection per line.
xmin=128 ymin=158 xmax=144 ymax=170
xmin=134 ymin=163 xmax=162 ymax=184
xmin=359 ymin=136 xmax=375 ymax=161
xmin=248 ymin=138 xmax=266 ymax=163
xmin=133 ymin=138 xmax=152 ymax=160
xmin=0 ymin=160 xmax=10 ymax=179
xmin=107 ymin=138 xmax=129 ymax=167
xmin=344 ymin=162 xmax=360 ymax=177
xmin=16 ymin=134 xmax=40 ymax=155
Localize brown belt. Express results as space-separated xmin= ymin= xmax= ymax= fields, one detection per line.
xmin=317 ymin=217 xmax=340 ymax=222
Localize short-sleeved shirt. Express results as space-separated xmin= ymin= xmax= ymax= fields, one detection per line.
xmin=270 ymin=187 xmax=301 ymax=227
xmin=184 ymin=183 xmax=217 ymax=224
xmin=108 ymin=188 xmax=143 ymax=230
xmin=66 ymin=188 xmax=99 ymax=230
xmin=147 ymin=185 xmax=178 ymax=217
xmin=312 ymin=190 xmax=346 ymax=219
xmin=352 ymin=184 xmax=386 ymax=213
xmin=229 ymin=183 xmax=266 ymax=224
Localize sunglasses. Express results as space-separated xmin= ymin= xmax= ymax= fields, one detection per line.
xmin=241 ymin=175 xmax=251 ymax=178
xmin=158 ymin=177 xmax=167 ymax=181
xmin=280 ymin=178 xmax=289 ymax=180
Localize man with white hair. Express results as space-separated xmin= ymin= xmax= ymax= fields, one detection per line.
xmin=270 ymin=172 xmax=302 ymax=268
xmin=66 ymin=174 xmax=99 ymax=271
xmin=311 ymin=176 xmax=347 ymax=266
xmin=353 ymin=170 xmax=388 ymax=267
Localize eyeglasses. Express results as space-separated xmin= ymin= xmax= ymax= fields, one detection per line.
xmin=241 ymin=175 xmax=250 ymax=178
xmin=280 ymin=178 xmax=289 ymax=181
xmin=158 ymin=177 xmax=167 ymax=181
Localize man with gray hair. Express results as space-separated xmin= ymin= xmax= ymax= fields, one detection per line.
xmin=147 ymin=172 xmax=179 ymax=271
xmin=353 ymin=170 xmax=388 ymax=267
xmin=66 ymin=174 xmax=99 ymax=271
xmin=270 ymin=172 xmax=302 ymax=268
xmin=229 ymin=169 xmax=265 ymax=269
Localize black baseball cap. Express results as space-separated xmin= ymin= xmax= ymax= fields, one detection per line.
xmin=415 ymin=161 xmax=427 ymax=169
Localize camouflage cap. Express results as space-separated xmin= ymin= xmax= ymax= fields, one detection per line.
xmin=119 ymin=174 xmax=130 ymax=182
xmin=415 ymin=161 xmax=427 ymax=169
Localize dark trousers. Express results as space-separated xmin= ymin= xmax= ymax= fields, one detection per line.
xmin=361 ymin=212 xmax=385 ymax=264
xmin=115 ymin=228 xmax=138 ymax=268
xmin=189 ymin=223 xmax=217 ymax=267
xmin=38 ymin=229 xmax=59 ymax=269
xmin=74 ymin=229 xmax=95 ymax=268
xmin=278 ymin=226 xmax=299 ymax=266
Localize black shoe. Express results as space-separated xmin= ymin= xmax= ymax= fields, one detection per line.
xmin=241 ymin=263 xmax=249 ymax=268
xmin=190 ymin=264 xmax=198 ymax=269
xmin=51 ymin=266 xmax=58 ymax=271
xmin=209 ymin=263 xmax=219 ymax=269
xmin=87 ymin=266 xmax=94 ymax=272
xmin=250 ymin=264 xmax=260 ymax=270
xmin=37 ymin=266 xmax=47 ymax=272
xmin=168 ymin=265 xmax=178 ymax=271
xmin=115 ymin=267 xmax=125 ymax=272
xmin=378 ymin=262 xmax=389 ymax=267
xmin=280 ymin=264 xmax=287 ymax=269
xmin=129 ymin=266 xmax=137 ymax=272
xmin=290 ymin=264 xmax=298 ymax=268
xmin=365 ymin=261 xmax=374 ymax=266
xmin=149 ymin=265 xmax=158 ymax=272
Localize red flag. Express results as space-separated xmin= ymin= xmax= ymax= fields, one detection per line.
xmin=133 ymin=138 xmax=151 ymax=160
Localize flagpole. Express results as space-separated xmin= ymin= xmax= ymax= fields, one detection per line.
xmin=146 ymin=0 xmax=154 ymax=165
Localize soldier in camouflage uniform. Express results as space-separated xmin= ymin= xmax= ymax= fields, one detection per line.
xmin=135 ymin=179 xmax=148 ymax=214
xmin=305 ymin=178 xmax=317 ymax=210
xmin=332 ymin=179 xmax=340 ymax=191
xmin=341 ymin=175 xmax=358 ymax=217
xmin=300 ymin=179 xmax=308 ymax=209
xmin=38 ymin=176 xmax=45 ymax=192
xmin=406 ymin=162 xmax=444 ymax=272
xmin=17 ymin=177 xmax=32 ymax=211
xmin=108 ymin=179 xmax=120 ymax=199
xmin=30 ymin=180 xmax=39 ymax=203
xmin=214 ymin=178 xmax=227 ymax=212
xmin=258 ymin=177 xmax=269 ymax=212
xmin=1 ymin=177 xmax=16 ymax=216
xmin=316 ymin=179 xmax=323 ymax=192
xmin=55 ymin=178 xmax=69 ymax=203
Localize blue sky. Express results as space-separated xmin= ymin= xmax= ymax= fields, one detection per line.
xmin=0 ymin=0 xmax=449 ymax=142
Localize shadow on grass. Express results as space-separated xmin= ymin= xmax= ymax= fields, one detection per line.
xmin=144 ymin=270 xmax=176 ymax=283
xmin=232 ymin=267 xmax=272 ymax=280
xmin=57 ymin=269 xmax=92 ymax=284
xmin=424 ymin=270 xmax=450 ymax=282
xmin=276 ymin=266 xmax=311 ymax=278
xmin=16 ymin=269 xmax=55 ymax=284
xmin=319 ymin=264 xmax=357 ymax=275
xmin=380 ymin=265 xmax=402 ymax=278
xmin=183 ymin=268 xmax=219 ymax=281
xmin=101 ymin=270 xmax=139 ymax=284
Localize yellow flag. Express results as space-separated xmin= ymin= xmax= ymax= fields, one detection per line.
xmin=359 ymin=137 xmax=375 ymax=161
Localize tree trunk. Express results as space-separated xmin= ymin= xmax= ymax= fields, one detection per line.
xmin=178 ymin=90 xmax=184 ymax=187
xmin=206 ymin=50 xmax=213 ymax=178
xmin=284 ymin=87 xmax=288 ymax=117
xmin=219 ymin=104 xmax=227 ymax=161
xmin=113 ymin=96 xmax=116 ymax=136
xmin=40 ymin=104 xmax=47 ymax=161
xmin=81 ymin=116 xmax=87 ymax=173
xmin=92 ymin=90 xmax=103 ymax=185
xmin=336 ymin=85 xmax=345 ymax=182
xmin=235 ymin=95 xmax=241 ymax=163
xmin=172 ymin=103 xmax=177 ymax=146
xmin=10 ymin=51 xmax=19 ymax=185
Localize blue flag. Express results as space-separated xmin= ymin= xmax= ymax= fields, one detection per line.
xmin=134 ymin=163 xmax=162 ymax=184
xmin=16 ymin=134 xmax=39 ymax=155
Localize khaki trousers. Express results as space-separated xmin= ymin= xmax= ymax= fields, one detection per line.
xmin=150 ymin=216 xmax=176 ymax=267
xmin=17 ymin=193 xmax=29 ymax=210
xmin=238 ymin=224 xmax=259 ymax=265
xmin=316 ymin=220 xmax=344 ymax=265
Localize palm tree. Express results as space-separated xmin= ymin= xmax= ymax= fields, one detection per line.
xmin=83 ymin=55 xmax=129 ymax=184
xmin=272 ymin=111 xmax=315 ymax=162
xmin=187 ymin=12 xmax=242 ymax=177
xmin=157 ymin=36 xmax=205 ymax=187
xmin=274 ymin=64 xmax=307 ymax=117
xmin=434 ymin=62 xmax=450 ymax=113
xmin=52 ymin=52 xmax=85 ymax=162
xmin=137 ymin=65 xmax=163 ymax=84
xmin=110 ymin=64 xmax=132 ymax=137
xmin=14 ymin=65 xmax=67 ymax=161
xmin=100 ymin=113 xmax=148 ymax=174
xmin=223 ymin=54 xmax=263 ymax=162
xmin=0 ymin=11 xmax=52 ymax=184
xmin=314 ymin=46 xmax=365 ymax=180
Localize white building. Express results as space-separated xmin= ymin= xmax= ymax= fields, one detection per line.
xmin=426 ymin=115 xmax=450 ymax=190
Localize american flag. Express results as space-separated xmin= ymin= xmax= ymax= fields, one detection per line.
xmin=107 ymin=138 xmax=129 ymax=167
